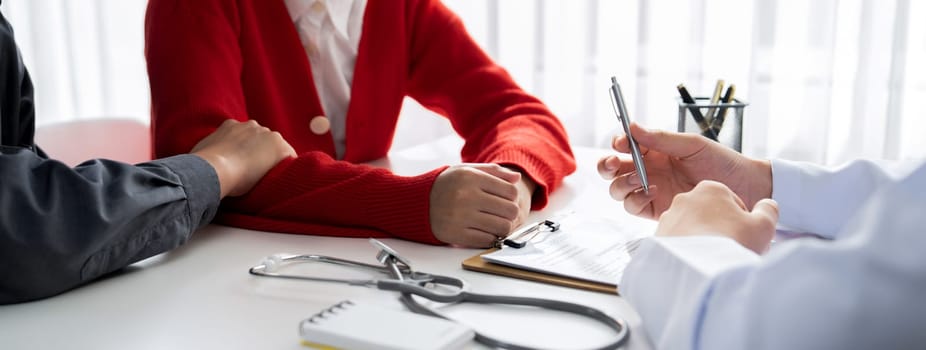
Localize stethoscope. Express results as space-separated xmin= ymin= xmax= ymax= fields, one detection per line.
xmin=249 ymin=238 xmax=630 ymax=350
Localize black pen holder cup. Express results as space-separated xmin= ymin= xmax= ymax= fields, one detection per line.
xmin=677 ymin=97 xmax=747 ymax=152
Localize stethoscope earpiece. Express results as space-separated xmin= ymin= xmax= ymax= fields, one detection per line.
xmin=257 ymin=253 xmax=288 ymax=273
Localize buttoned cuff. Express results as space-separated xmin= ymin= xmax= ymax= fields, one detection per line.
xmin=152 ymin=154 xmax=222 ymax=229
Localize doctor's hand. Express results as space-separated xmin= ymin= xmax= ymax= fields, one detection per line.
xmin=656 ymin=181 xmax=779 ymax=254
xmin=191 ymin=119 xmax=296 ymax=198
xmin=430 ymin=164 xmax=533 ymax=248
xmin=597 ymin=123 xmax=772 ymax=220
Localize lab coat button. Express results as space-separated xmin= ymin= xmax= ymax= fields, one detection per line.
xmin=310 ymin=115 xmax=330 ymax=135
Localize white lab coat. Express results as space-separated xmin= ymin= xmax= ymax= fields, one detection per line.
xmin=620 ymin=158 xmax=926 ymax=350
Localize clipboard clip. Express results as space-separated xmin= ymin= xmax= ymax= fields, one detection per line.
xmin=498 ymin=220 xmax=561 ymax=249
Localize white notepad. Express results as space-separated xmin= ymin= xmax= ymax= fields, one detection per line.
xmin=299 ymin=300 xmax=474 ymax=350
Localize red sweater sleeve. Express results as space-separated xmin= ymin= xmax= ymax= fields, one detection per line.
xmin=145 ymin=0 xmax=443 ymax=244
xmin=405 ymin=0 xmax=577 ymax=208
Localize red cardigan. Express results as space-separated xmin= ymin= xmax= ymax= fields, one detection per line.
xmin=145 ymin=0 xmax=576 ymax=244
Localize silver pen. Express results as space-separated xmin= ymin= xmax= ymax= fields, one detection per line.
xmin=608 ymin=77 xmax=650 ymax=194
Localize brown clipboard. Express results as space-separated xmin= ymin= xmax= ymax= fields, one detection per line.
xmin=461 ymin=248 xmax=619 ymax=295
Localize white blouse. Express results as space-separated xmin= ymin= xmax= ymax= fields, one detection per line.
xmin=283 ymin=0 xmax=367 ymax=159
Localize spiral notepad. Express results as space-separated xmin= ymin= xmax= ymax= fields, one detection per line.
xmin=299 ymin=300 xmax=474 ymax=350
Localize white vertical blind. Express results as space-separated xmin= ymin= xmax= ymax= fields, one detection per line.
xmin=3 ymin=0 xmax=924 ymax=165
xmin=1 ymin=0 xmax=149 ymax=126
xmin=432 ymin=0 xmax=926 ymax=164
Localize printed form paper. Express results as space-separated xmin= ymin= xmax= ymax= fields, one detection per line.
xmin=482 ymin=214 xmax=656 ymax=285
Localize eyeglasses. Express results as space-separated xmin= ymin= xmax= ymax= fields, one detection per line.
xmin=494 ymin=220 xmax=561 ymax=249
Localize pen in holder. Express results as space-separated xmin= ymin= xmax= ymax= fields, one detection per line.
xmin=677 ymin=97 xmax=748 ymax=152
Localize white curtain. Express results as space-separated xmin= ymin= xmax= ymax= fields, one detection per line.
xmin=0 ymin=0 xmax=149 ymax=127
xmin=4 ymin=0 xmax=925 ymax=165
xmin=424 ymin=0 xmax=926 ymax=165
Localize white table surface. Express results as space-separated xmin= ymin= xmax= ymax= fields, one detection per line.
xmin=0 ymin=138 xmax=656 ymax=350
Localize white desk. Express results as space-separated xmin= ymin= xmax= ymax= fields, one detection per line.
xmin=0 ymin=139 xmax=655 ymax=350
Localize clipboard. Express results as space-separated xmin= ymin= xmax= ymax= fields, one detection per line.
xmin=460 ymin=213 xmax=654 ymax=296
xmin=462 ymin=248 xmax=618 ymax=295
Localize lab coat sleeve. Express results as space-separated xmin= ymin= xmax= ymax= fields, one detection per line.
xmin=620 ymin=236 xmax=759 ymax=350
xmin=0 ymin=148 xmax=220 ymax=304
xmin=771 ymin=158 xmax=920 ymax=239
xmin=622 ymin=161 xmax=926 ymax=350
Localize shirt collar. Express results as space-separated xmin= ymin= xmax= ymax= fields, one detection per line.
xmin=283 ymin=0 xmax=354 ymax=38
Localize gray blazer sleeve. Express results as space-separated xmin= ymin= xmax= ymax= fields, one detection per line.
xmin=0 ymin=147 xmax=221 ymax=304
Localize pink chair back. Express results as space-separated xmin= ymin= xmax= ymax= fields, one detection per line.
xmin=34 ymin=119 xmax=151 ymax=167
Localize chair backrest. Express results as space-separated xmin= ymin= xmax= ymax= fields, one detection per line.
xmin=34 ymin=119 xmax=151 ymax=167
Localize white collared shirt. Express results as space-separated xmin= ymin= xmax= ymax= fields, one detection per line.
xmin=284 ymin=0 xmax=367 ymax=159
xmin=621 ymin=158 xmax=926 ymax=349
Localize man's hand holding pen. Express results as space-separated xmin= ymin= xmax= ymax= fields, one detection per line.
xmin=597 ymin=123 xmax=773 ymax=221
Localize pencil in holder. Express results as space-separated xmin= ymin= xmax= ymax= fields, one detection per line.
xmin=677 ymin=97 xmax=747 ymax=152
